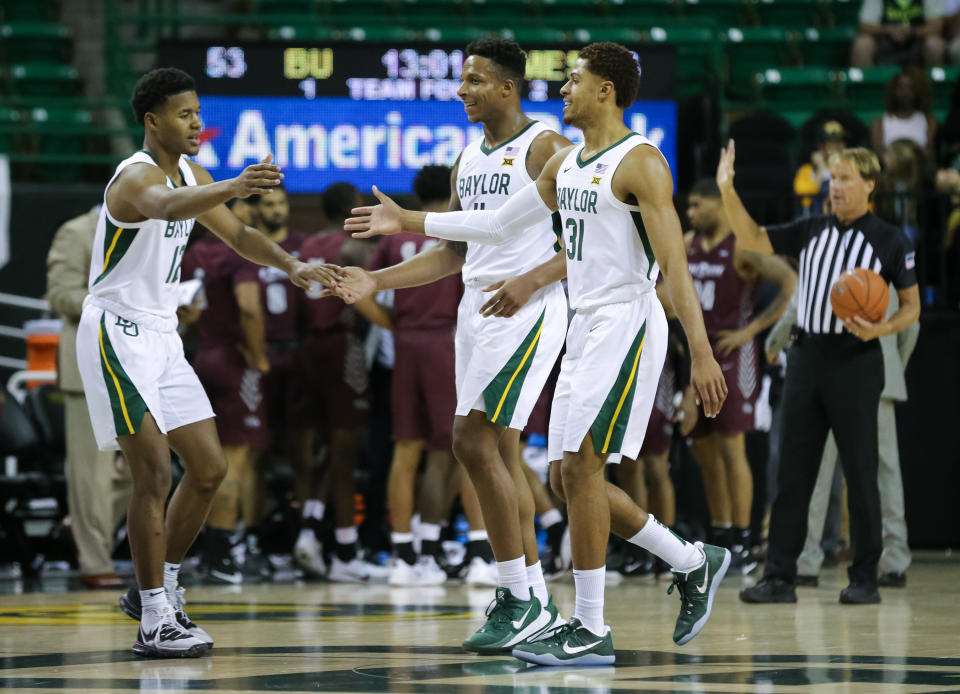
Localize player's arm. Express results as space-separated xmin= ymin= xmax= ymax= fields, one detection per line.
xmin=715 ymin=140 xmax=775 ymax=255
xmin=714 ymin=249 xmax=797 ymax=357
xmin=344 ymin=147 xmax=570 ymax=244
xmin=189 ymin=163 xmax=338 ymax=290
xmin=353 ymin=294 xmax=394 ymax=330
xmin=107 ymin=155 xmax=284 ymax=224
xmin=620 ymin=145 xmax=726 ymax=417
xmin=234 ymin=280 xmax=269 ymax=373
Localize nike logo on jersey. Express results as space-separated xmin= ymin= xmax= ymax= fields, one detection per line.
xmin=696 ymin=564 xmax=710 ymax=593
xmin=562 ymin=167 xmax=572 ymax=173
xmin=563 ymin=639 xmax=603 ymax=654
xmin=511 ymin=605 xmax=533 ymax=629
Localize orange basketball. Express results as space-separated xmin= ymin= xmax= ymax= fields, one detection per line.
xmin=830 ymin=268 xmax=889 ymax=323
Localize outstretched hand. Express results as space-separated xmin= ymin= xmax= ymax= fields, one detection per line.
xmin=288 ymin=261 xmax=341 ymax=290
xmin=232 ymin=154 xmax=284 ymax=198
xmin=344 ymin=186 xmax=404 ymax=239
xmin=716 ymin=139 xmax=736 ymax=190
xmin=318 ymin=266 xmax=377 ymax=304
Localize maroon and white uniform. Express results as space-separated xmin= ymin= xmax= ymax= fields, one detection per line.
xmin=296 ymin=232 xmax=370 ymax=429
xmin=687 ymin=232 xmax=759 ymax=435
xmin=369 ymin=234 xmax=461 ymax=450
xmin=182 ymin=238 xmax=267 ymax=449
xmin=257 ymin=230 xmax=308 ymax=427
xmin=638 ymin=351 xmax=676 ymax=457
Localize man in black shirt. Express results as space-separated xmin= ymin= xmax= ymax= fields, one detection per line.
xmin=716 ymin=142 xmax=920 ymax=604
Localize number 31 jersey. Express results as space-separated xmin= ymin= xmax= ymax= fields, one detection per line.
xmin=88 ymin=150 xmax=197 ymax=332
xmin=555 ymin=133 xmax=661 ymax=311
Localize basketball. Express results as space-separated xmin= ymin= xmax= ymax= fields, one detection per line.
xmin=830 ymin=268 xmax=889 ymax=323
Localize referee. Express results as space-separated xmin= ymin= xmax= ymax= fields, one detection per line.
xmin=716 ymin=142 xmax=920 ymax=604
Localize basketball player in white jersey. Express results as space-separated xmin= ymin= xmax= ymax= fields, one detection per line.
xmin=343 ymin=42 xmax=731 ymax=666
xmin=77 ymin=68 xmax=336 ymax=657
xmin=323 ymin=39 xmax=571 ymax=653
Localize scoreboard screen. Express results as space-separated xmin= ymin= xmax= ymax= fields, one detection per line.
xmin=157 ymin=40 xmax=677 ymax=193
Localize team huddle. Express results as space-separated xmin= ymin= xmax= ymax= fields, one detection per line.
xmin=82 ymin=41 xmax=740 ymax=665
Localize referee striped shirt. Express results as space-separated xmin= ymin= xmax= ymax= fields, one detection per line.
xmin=764 ymin=212 xmax=917 ymax=334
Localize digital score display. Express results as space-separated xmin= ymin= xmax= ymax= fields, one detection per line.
xmin=156 ymin=40 xmax=677 ymax=193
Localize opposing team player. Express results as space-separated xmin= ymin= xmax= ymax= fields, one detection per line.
xmin=325 ymin=39 xmax=571 ymax=650
xmin=78 ymin=67 xmax=335 ymax=657
xmin=343 ymin=42 xmax=731 ymax=666
xmin=684 ymin=179 xmax=796 ymax=570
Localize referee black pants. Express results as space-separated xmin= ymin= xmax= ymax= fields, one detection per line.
xmin=764 ymin=333 xmax=884 ymax=587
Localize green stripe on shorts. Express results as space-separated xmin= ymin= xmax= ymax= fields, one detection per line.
xmin=589 ymin=320 xmax=647 ymax=455
xmin=483 ymin=309 xmax=546 ymax=426
xmin=98 ymin=314 xmax=148 ymax=437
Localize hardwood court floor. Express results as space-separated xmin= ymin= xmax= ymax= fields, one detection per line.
xmin=0 ymin=553 xmax=957 ymax=693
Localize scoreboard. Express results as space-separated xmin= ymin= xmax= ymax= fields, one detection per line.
xmin=157 ymin=40 xmax=677 ymax=193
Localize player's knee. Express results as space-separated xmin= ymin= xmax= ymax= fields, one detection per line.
xmin=132 ymin=455 xmax=172 ymax=500
xmin=451 ymin=420 xmax=490 ymax=468
xmin=192 ymin=452 xmax=229 ymax=494
xmin=548 ymin=460 xmax=565 ymax=501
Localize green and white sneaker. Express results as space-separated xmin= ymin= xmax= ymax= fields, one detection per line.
xmin=527 ymin=594 xmax=565 ymax=642
xmin=668 ymin=541 xmax=731 ymax=646
xmin=512 ymin=617 xmax=614 ymax=666
xmin=462 ymin=587 xmax=551 ymax=654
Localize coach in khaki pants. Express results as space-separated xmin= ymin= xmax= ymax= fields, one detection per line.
xmin=47 ymin=206 xmax=132 ymax=588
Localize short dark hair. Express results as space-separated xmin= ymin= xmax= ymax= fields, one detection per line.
xmin=413 ymin=165 xmax=451 ymax=207
xmin=247 ymin=182 xmax=287 ymax=206
xmin=131 ymin=67 xmax=196 ymax=125
xmin=690 ymin=178 xmax=721 ymax=198
xmin=322 ymin=182 xmax=360 ymax=221
xmin=578 ymin=43 xmax=640 ymax=109
xmin=465 ymin=38 xmax=526 ymax=84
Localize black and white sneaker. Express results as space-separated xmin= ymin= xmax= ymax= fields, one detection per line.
xmin=119 ymin=586 xmax=213 ymax=646
xmin=132 ymin=607 xmax=210 ymax=658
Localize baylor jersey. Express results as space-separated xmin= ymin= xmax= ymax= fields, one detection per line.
xmin=457 ymin=120 xmax=559 ymax=284
xmin=88 ymin=150 xmax=198 ymax=332
xmin=555 ymin=132 xmax=663 ymax=311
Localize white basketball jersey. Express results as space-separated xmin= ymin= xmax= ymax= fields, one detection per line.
xmin=556 ymin=133 xmax=662 ymax=311
xmin=457 ymin=121 xmax=559 ymax=283
xmin=88 ymin=151 xmax=198 ymax=332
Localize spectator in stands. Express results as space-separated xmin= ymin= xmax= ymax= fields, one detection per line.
xmin=47 ymin=206 xmax=132 ymax=589
xmin=852 ymin=0 xmax=947 ymax=67
xmin=946 ymin=0 xmax=960 ymax=64
xmin=877 ymin=138 xmax=930 ymax=246
xmin=871 ymin=70 xmax=939 ymax=159
xmin=795 ymin=121 xmax=848 ymax=217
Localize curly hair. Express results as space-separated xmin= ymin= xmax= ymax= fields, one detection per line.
xmin=131 ymin=67 xmax=196 ymax=125
xmin=465 ymin=38 xmax=526 ymax=84
xmin=413 ymin=165 xmax=451 ymax=207
xmin=578 ymin=42 xmax=640 ymax=109
xmin=884 ymin=68 xmax=931 ymax=114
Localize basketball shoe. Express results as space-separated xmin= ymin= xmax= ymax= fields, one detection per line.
xmin=668 ymin=541 xmax=731 ymax=645
xmin=511 ymin=617 xmax=614 ymax=666
xmin=132 ymin=604 xmax=210 ymax=658
xmin=120 ymin=586 xmax=214 ymax=646
xmin=461 ymin=587 xmax=551 ymax=654
xmin=293 ymin=529 xmax=326 ymax=579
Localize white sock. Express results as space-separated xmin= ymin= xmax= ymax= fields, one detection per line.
xmin=140 ymin=587 xmax=169 ymax=630
xmin=573 ymin=567 xmax=606 ymax=636
xmin=335 ymin=526 xmax=358 ymax=546
xmin=467 ymin=529 xmax=488 ymax=542
xmin=303 ymin=499 xmax=325 ymax=520
xmin=391 ymin=531 xmax=414 ymax=545
xmin=629 ymin=514 xmax=704 ymax=573
xmin=496 ymin=556 xmax=529 ymax=601
xmin=162 ymin=562 xmax=180 ymax=596
xmin=526 ymin=561 xmax=549 ymax=605
xmin=540 ymin=508 xmax=563 ymax=529
xmin=297 ymin=527 xmax=316 ymax=544
xmin=419 ymin=523 xmax=441 ymax=542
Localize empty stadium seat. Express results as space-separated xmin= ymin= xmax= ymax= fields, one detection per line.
xmin=754 ymin=0 xmax=826 ymax=28
xmin=755 ymin=66 xmax=840 ymax=103
xmin=683 ymin=0 xmax=751 ymax=26
xmin=838 ymin=65 xmax=901 ymax=104
xmin=724 ymin=26 xmax=795 ymax=96
xmin=799 ymin=26 xmax=856 ymax=67
xmin=607 ymin=0 xmax=682 ymax=27
xmin=0 ymin=107 xmax=21 ymax=154
xmin=0 ymin=0 xmax=59 ymax=22
xmin=9 ymin=62 xmax=80 ymax=97
xmin=0 ymin=22 xmax=71 ymax=65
